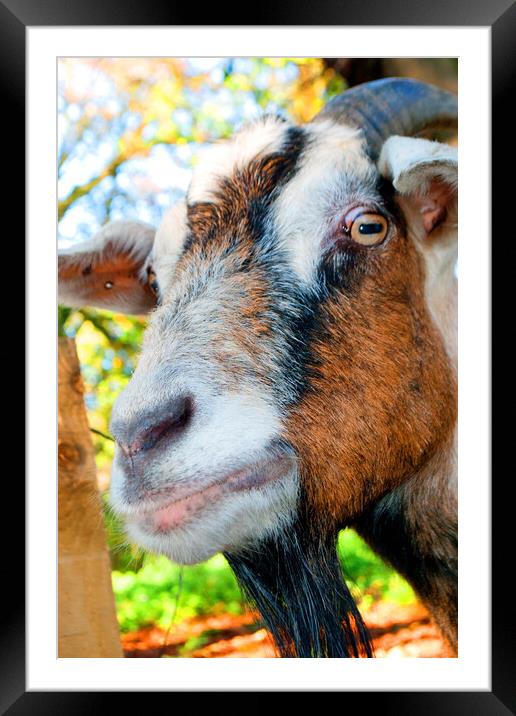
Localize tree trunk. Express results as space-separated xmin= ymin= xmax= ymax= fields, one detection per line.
xmin=58 ymin=337 xmax=122 ymax=658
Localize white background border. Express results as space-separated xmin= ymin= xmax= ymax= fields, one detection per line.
xmin=27 ymin=26 xmax=491 ymax=691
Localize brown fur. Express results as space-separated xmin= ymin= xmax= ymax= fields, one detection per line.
xmin=287 ymin=229 xmax=457 ymax=525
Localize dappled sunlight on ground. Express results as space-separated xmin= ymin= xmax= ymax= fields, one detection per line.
xmin=121 ymin=602 xmax=449 ymax=658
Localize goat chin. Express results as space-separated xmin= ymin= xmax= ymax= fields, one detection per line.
xmin=122 ymin=473 xmax=299 ymax=566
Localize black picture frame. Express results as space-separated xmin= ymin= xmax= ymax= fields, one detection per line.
xmin=11 ymin=0 xmax=510 ymax=710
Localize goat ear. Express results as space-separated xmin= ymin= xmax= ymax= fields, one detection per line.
xmin=58 ymin=221 xmax=157 ymax=315
xmin=379 ymin=136 xmax=457 ymax=241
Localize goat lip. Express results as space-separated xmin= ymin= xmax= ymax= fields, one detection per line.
xmin=129 ymin=454 xmax=295 ymax=534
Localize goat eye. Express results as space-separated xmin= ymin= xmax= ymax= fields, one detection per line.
xmin=349 ymin=212 xmax=388 ymax=246
xmin=147 ymin=269 xmax=159 ymax=298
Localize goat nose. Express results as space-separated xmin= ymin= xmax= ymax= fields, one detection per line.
xmin=114 ymin=396 xmax=193 ymax=457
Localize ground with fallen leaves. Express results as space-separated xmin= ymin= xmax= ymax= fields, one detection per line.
xmin=121 ymin=602 xmax=451 ymax=658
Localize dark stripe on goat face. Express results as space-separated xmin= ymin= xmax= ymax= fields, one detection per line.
xmin=160 ymin=127 xmax=320 ymax=403
xmin=268 ymin=171 xmax=403 ymax=408
xmin=176 ymin=126 xmax=399 ymax=415
xmin=186 ymin=126 xmax=307 ymax=230
xmin=179 ymin=127 xmax=308 ymax=279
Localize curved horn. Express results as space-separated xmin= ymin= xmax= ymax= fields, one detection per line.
xmin=314 ymin=77 xmax=457 ymax=158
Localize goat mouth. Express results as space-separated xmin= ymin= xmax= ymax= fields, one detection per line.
xmin=128 ymin=454 xmax=296 ymax=535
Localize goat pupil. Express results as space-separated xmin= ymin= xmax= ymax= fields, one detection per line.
xmin=359 ymin=222 xmax=382 ymax=234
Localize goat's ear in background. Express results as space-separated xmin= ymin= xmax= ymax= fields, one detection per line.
xmin=379 ymin=136 xmax=457 ymax=244
xmin=58 ymin=221 xmax=157 ymax=315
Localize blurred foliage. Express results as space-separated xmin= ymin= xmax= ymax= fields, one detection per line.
xmin=338 ymin=530 xmax=415 ymax=612
xmin=59 ymin=58 xmax=454 ymax=632
xmin=113 ymin=553 xmax=243 ymax=633
xmin=58 ymin=58 xmax=345 ymax=237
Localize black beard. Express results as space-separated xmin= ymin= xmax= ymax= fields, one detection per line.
xmin=225 ymin=516 xmax=373 ymax=658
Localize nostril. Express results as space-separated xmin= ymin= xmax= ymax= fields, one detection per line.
xmin=118 ymin=396 xmax=193 ymax=457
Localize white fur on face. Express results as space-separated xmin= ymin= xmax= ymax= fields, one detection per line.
xmin=109 ymin=305 xmax=299 ymax=562
xmin=188 ymin=116 xmax=287 ymax=204
xmin=274 ymin=120 xmax=371 ymax=285
xmin=111 ymin=371 xmax=285 ymax=493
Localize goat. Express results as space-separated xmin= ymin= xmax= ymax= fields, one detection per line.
xmin=58 ymin=78 xmax=458 ymax=658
